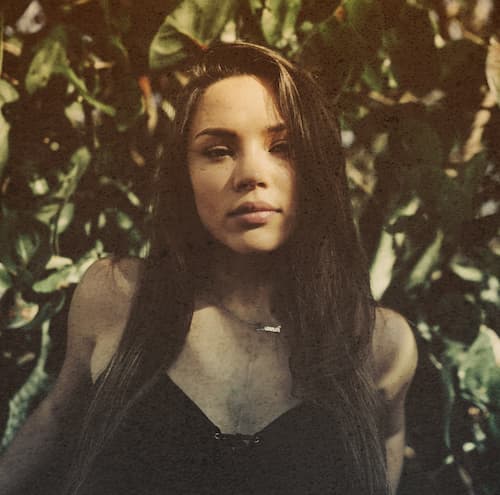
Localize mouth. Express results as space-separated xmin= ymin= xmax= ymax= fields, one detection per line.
xmin=228 ymin=202 xmax=281 ymax=226
xmin=228 ymin=201 xmax=281 ymax=217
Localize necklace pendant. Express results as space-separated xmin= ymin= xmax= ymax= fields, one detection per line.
xmin=255 ymin=324 xmax=281 ymax=333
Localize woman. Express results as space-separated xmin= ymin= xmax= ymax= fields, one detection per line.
xmin=1 ymin=42 xmax=417 ymax=495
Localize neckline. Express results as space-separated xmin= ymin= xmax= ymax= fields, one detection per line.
xmin=164 ymin=373 xmax=305 ymax=438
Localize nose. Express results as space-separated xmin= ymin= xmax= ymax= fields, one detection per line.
xmin=232 ymin=144 xmax=269 ymax=192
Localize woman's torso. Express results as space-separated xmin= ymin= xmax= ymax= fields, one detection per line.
xmin=80 ymin=370 xmax=350 ymax=495
xmin=82 ymin=259 xmax=366 ymax=494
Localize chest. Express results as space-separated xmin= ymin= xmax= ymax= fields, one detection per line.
xmin=167 ymin=306 xmax=300 ymax=435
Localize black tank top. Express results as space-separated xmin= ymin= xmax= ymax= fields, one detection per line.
xmin=79 ymin=374 xmax=352 ymax=494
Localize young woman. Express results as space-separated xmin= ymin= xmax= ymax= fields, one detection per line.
xmin=0 ymin=42 xmax=417 ymax=495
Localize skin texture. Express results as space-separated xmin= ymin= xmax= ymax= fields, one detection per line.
xmin=187 ymin=75 xmax=297 ymax=254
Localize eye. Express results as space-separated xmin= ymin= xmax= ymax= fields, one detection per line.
xmin=270 ymin=140 xmax=290 ymax=156
xmin=202 ymin=146 xmax=233 ymax=161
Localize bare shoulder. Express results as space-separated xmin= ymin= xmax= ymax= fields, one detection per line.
xmin=66 ymin=256 xmax=143 ymax=378
xmin=372 ymin=307 xmax=418 ymax=401
xmin=68 ymin=256 xmax=142 ymax=337
xmin=43 ymin=257 xmax=142 ymax=412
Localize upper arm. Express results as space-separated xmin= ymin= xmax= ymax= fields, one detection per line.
xmin=373 ymin=308 xmax=418 ymax=436
xmin=45 ymin=257 xmax=141 ymax=416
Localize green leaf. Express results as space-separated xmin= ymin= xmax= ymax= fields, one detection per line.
xmin=298 ymin=0 xmax=340 ymax=24
xmin=58 ymin=66 xmax=116 ymax=117
xmin=370 ymin=196 xmax=420 ymax=299
xmin=25 ymin=25 xmax=68 ymax=95
xmin=405 ymin=229 xmax=444 ymax=290
xmin=486 ymin=37 xmax=500 ymax=106
xmin=460 ymin=151 xmax=488 ymax=209
xmin=1 ymin=321 xmax=52 ymax=451
xmin=54 ymin=147 xmax=92 ymax=201
xmin=458 ymin=327 xmax=500 ymax=413
xmin=112 ymin=76 xmax=145 ymax=132
xmin=0 ymin=262 xmax=13 ymax=298
xmin=46 ymin=255 xmax=73 ymax=270
xmin=344 ymin=0 xmax=384 ymax=58
xmin=449 ymin=255 xmax=483 ymax=283
xmin=370 ymin=228 xmax=396 ymax=300
xmin=149 ymin=0 xmax=238 ymax=70
xmin=0 ymin=79 xmax=19 ymax=178
xmin=261 ymin=0 xmax=301 ymax=49
xmin=64 ymin=100 xmax=85 ymax=129
xmin=33 ymin=246 xmax=103 ymax=294
xmin=300 ymin=17 xmax=362 ymax=94
xmin=249 ymin=0 xmax=264 ymax=15
xmin=384 ymin=4 xmax=438 ymax=95
xmin=5 ymin=291 xmax=39 ymax=329
xmin=17 ymin=292 xmax=66 ymax=331
xmin=392 ymin=118 xmax=444 ymax=170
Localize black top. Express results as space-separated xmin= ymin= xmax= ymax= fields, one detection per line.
xmin=79 ymin=374 xmax=352 ymax=495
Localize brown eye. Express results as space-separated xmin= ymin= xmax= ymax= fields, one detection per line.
xmin=270 ymin=141 xmax=290 ymax=156
xmin=203 ymin=146 xmax=233 ymax=160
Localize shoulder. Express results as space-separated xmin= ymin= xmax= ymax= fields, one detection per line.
xmin=372 ymin=307 xmax=418 ymax=402
xmin=68 ymin=256 xmax=143 ymax=342
xmin=45 ymin=257 xmax=143 ymax=411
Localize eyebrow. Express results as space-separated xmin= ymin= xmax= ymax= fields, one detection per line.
xmin=194 ymin=123 xmax=287 ymax=140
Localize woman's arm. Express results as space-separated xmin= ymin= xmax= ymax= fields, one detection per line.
xmin=0 ymin=257 xmax=138 ymax=494
xmin=373 ymin=308 xmax=418 ymax=494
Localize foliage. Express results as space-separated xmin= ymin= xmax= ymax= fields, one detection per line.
xmin=0 ymin=1 xmax=499 ymax=493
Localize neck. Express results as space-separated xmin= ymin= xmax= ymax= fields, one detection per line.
xmin=200 ymin=246 xmax=280 ymax=318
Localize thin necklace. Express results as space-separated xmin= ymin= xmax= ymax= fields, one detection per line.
xmin=216 ymin=301 xmax=282 ymax=334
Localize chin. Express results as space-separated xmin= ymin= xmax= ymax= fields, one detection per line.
xmin=224 ymin=234 xmax=289 ymax=255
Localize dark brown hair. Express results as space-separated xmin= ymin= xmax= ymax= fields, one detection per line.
xmin=66 ymin=42 xmax=388 ymax=494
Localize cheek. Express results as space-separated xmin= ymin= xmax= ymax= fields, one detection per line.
xmin=189 ymin=170 xmax=224 ymax=223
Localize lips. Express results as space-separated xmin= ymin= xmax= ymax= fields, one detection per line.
xmin=228 ymin=201 xmax=280 ymax=217
xmin=228 ymin=201 xmax=281 ymax=226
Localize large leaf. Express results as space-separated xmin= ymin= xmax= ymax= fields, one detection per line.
xmin=298 ymin=0 xmax=340 ymax=24
xmin=384 ymin=4 xmax=439 ymax=95
xmin=54 ymin=146 xmax=92 ymax=201
xmin=261 ymin=0 xmax=302 ymax=50
xmin=389 ymin=117 xmax=444 ymax=171
xmin=0 ymin=262 xmax=13 ymax=299
xmin=25 ymin=25 xmax=68 ymax=95
xmin=149 ymin=0 xmax=238 ymax=70
xmin=370 ymin=196 xmax=420 ymax=299
xmin=0 ymin=80 xmax=19 ymax=178
xmin=300 ymin=17 xmax=361 ymax=95
xmin=405 ymin=229 xmax=444 ymax=290
xmin=0 ymin=208 xmax=52 ymax=282
xmin=343 ymin=0 xmax=384 ymax=58
xmin=58 ymin=66 xmax=116 ymax=117
xmin=33 ymin=248 xmax=101 ymax=293
xmin=1 ymin=321 xmax=52 ymax=451
xmin=15 ymin=291 xmax=66 ymax=331
xmin=34 ymin=202 xmax=75 ymax=234
xmin=459 ymin=327 xmax=500 ymax=418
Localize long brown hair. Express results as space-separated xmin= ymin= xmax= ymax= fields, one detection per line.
xmin=65 ymin=42 xmax=389 ymax=494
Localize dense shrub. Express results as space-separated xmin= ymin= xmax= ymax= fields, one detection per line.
xmin=0 ymin=1 xmax=499 ymax=493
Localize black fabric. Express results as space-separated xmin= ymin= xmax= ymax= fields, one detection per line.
xmin=79 ymin=374 xmax=351 ymax=494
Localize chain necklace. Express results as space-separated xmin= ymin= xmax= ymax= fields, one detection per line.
xmin=216 ymin=301 xmax=282 ymax=334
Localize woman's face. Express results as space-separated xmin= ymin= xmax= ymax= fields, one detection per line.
xmin=187 ymin=75 xmax=297 ymax=255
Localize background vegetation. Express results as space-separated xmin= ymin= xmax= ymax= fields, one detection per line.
xmin=0 ymin=0 xmax=499 ymax=493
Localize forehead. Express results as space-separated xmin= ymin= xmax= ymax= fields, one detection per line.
xmin=189 ymin=75 xmax=283 ymax=136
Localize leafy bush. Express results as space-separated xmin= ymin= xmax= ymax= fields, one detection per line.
xmin=0 ymin=1 xmax=499 ymax=493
